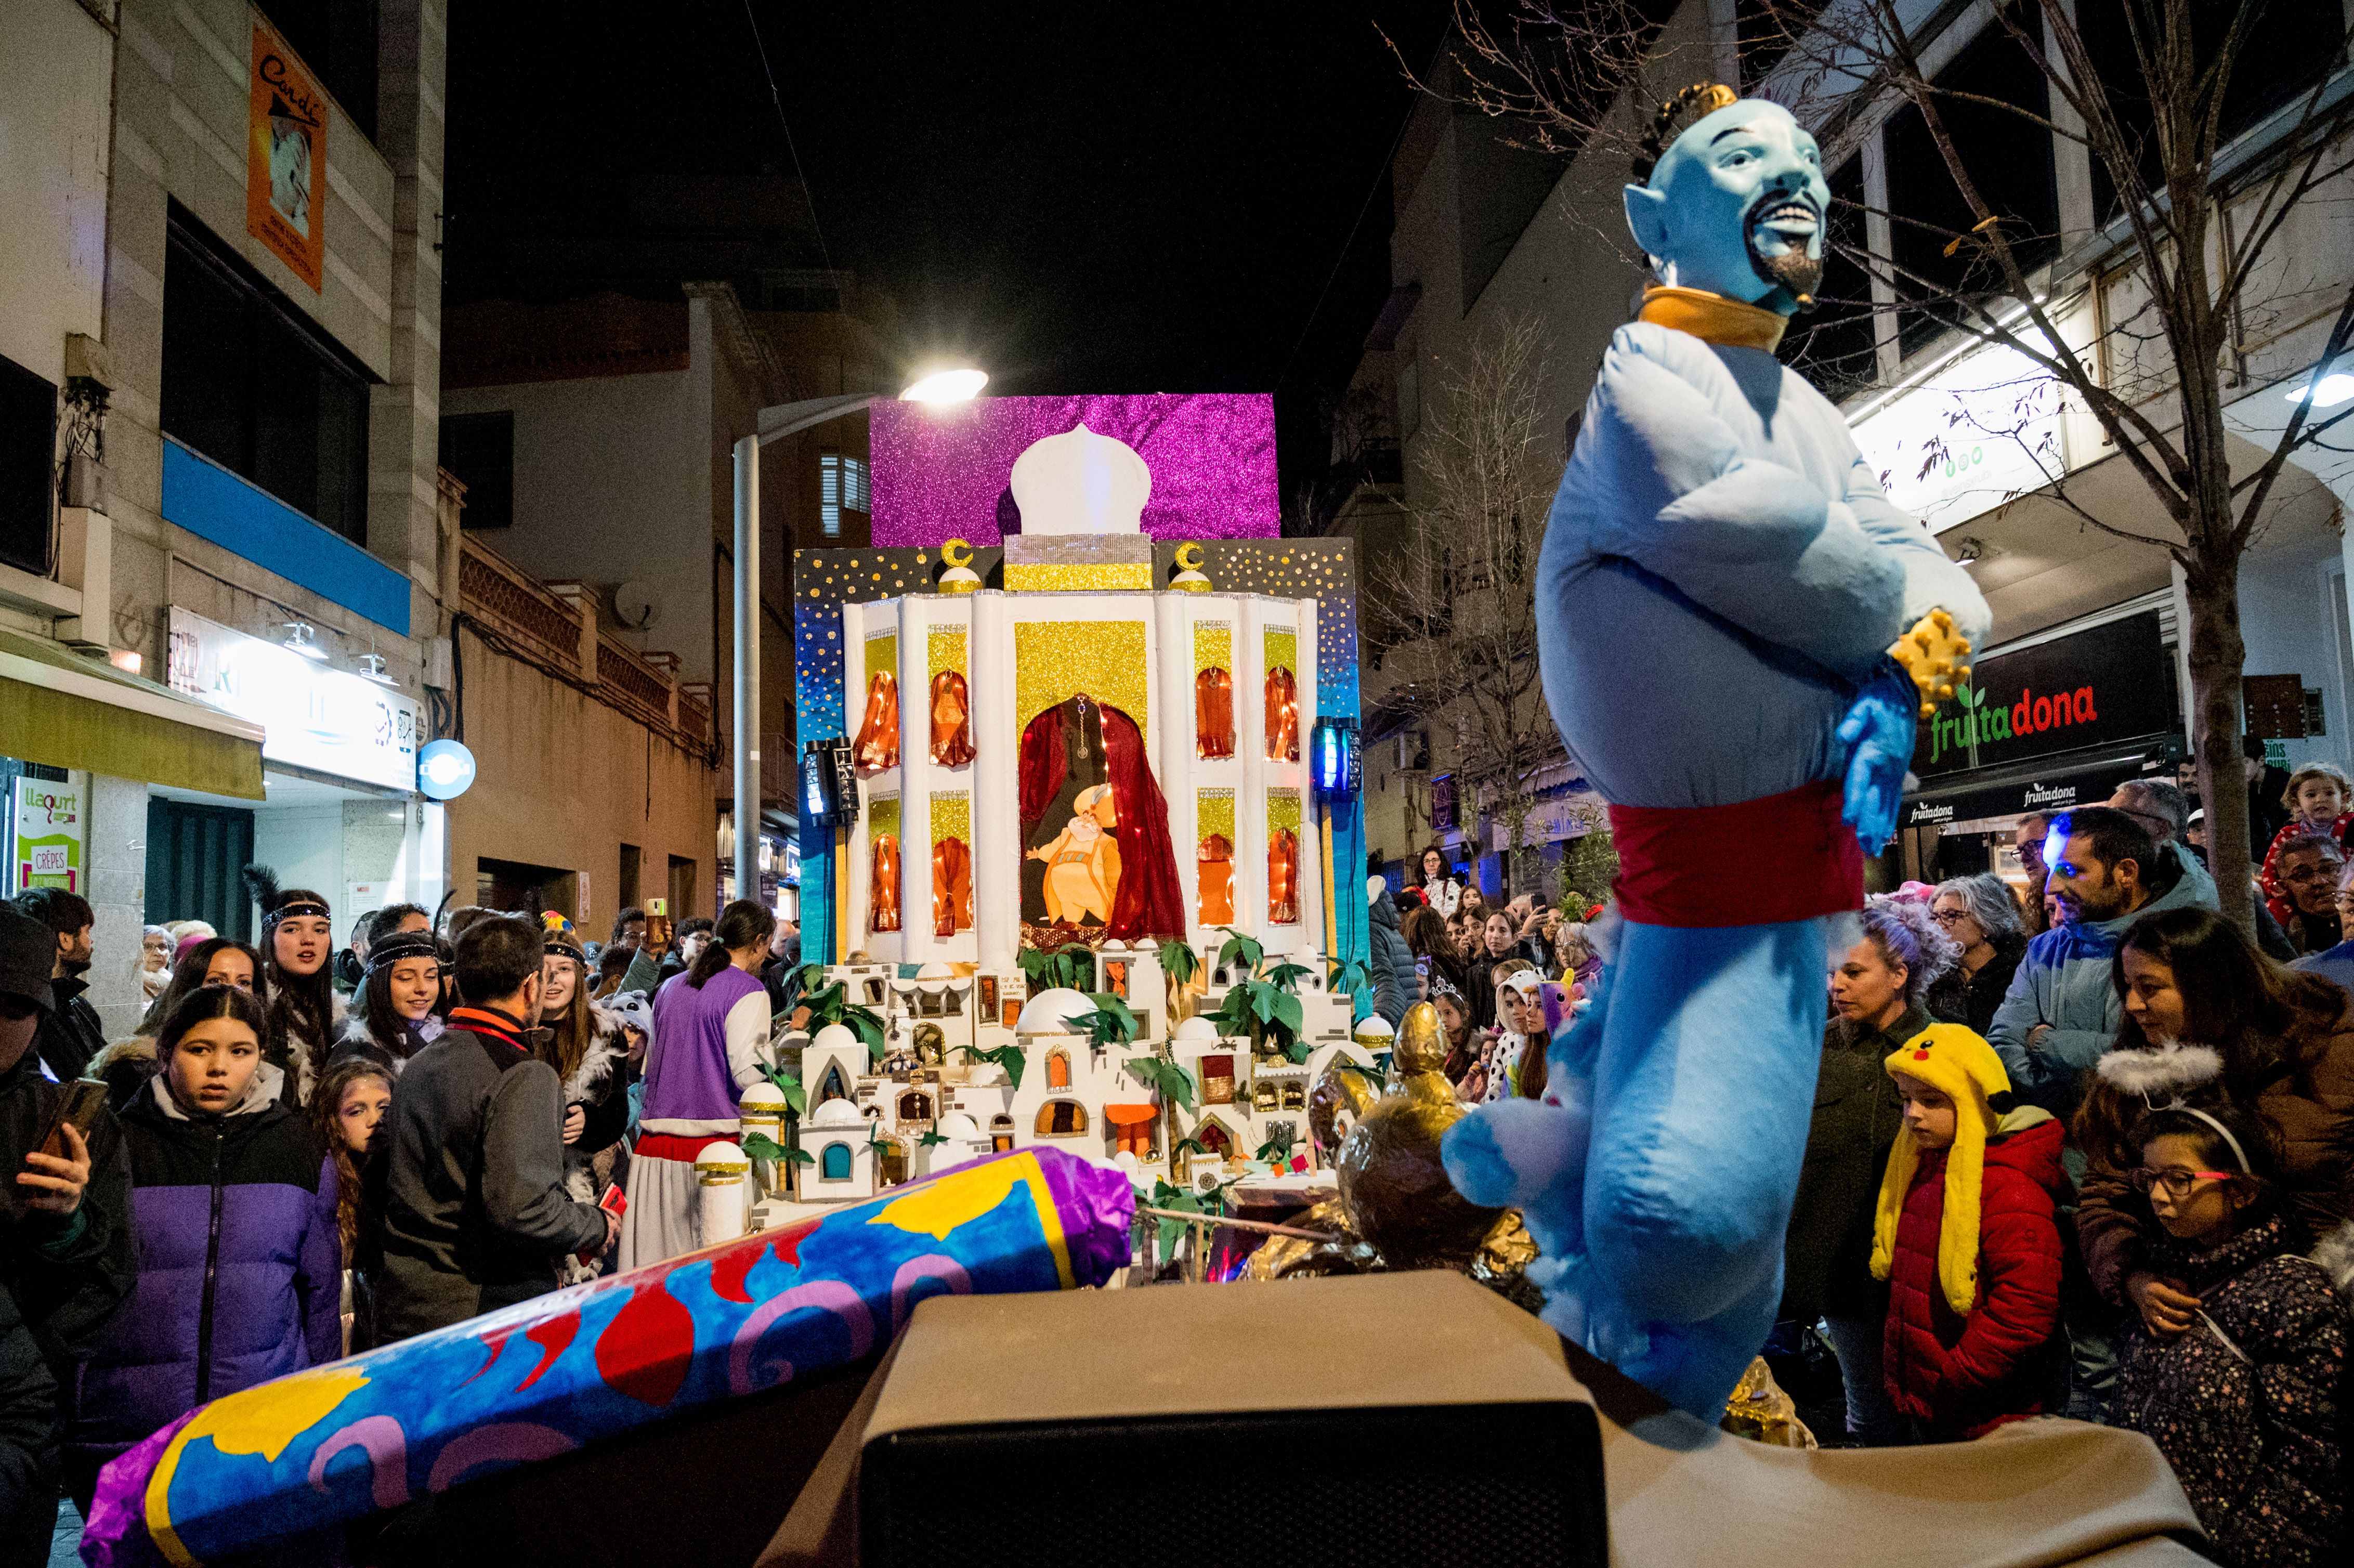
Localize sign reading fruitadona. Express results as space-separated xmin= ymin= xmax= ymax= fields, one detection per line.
xmin=247 ymin=25 xmax=326 ymax=291
xmin=1911 ymin=610 xmax=2175 ymax=780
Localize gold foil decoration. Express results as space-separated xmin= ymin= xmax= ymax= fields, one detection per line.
xmin=930 ymin=791 xmax=971 ymax=844
xmin=1013 ymin=619 xmax=1148 ymax=737
xmin=1261 ymin=626 xmax=1296 ymax=677
xmin=1003 ymin=561 xmax=1154 ymax=591
xmin=1193 ymin=621 xmax=1231 ymax=676
xmin=927 ymin=626 xmax=967 ymax=680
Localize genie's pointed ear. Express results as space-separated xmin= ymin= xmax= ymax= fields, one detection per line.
xmin=1624 ymin=182 xmax=1670 ymax=260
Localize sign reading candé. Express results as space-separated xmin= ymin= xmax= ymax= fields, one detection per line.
xmin=167 ymin=608 xmax=420 ymax=793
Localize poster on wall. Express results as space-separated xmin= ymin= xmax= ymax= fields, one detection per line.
xmin=11 ymin=776 xmax=84 ymax=895
xmin=247 ymin=25 xmax=326 ymax=291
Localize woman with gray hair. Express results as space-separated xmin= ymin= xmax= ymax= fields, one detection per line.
xmin=1780 ymin=899 xmax=1961 ymax=1444
xmin=1929 ymin=873 xmax=2029 ymax=1036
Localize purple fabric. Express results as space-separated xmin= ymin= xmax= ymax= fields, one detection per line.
xmin=67 ymin=1155 xmax=342 ymax=1471
xmin=82 ymin=1414 xmax=189 ymax=1568
xmin=869 ymin=394 xmax=1280 ymax=545
xmin=641 ymin=966 xmax=767 ymax=1123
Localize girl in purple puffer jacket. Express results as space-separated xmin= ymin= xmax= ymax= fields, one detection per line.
xmin=61 ymin=985 xmax=339 ymax=1510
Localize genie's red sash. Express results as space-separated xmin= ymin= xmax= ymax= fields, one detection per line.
xmin=1610 ymin=780 xmax=1862 ymax=927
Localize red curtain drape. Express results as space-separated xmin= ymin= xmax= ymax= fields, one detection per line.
xmin=928 ymin=671 xmax=974 ymax=766
xmin=1264 ymin=666 xmax=1298 ymax=761
xmin=1195 ymin=667 xmax=1234 ymax=759
xmin=1197 ymin=832 xmax=1234 ymax=926
xmin=1016 ymin=696 xmax=1185 ymax=940
xmin=853 ymin=672 xmax=900 ymax=770
xmin=1268 ymin=827 xmax=1300 ymax=924
xmin=871 ymin=835 xmax=901 ymax=932
xmin=933 ymin=838 xmax=972 ymax=936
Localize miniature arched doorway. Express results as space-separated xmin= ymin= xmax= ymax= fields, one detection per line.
xmin=1281 ymin=1080 xmax=1306 ymax=1110
xmin=817 ymin=1064 xmax=851 ymax=1105
xmin=1045 ymin=1049 xmax=1072 ymax=1090
xmin=898 ymin=1090 xmax=934 ymax=1122
xmin=1034 ymin=1099 xmax=1089 ymax=1137
xmin=1106 ymin=1103 xmax=1156 ymax=1159
xmin=989 ymin=1113 xmax=1015 ymax=1153
xmin=1195 ymin=1118 xmax=1233 ymax=1158
xmin=820 ymin=1142 xmax=853 ymax=1181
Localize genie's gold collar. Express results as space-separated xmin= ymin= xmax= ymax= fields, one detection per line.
xmin=1638 ymin=285 xmax=1789 ymax=352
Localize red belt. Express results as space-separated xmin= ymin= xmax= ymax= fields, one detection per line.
xmin=636 ymin=1132 xmax=736 ymax=1162
xmin=1610 ymin=779 xmax=1862 ymax=927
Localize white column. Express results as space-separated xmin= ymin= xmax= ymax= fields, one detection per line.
xmin=972 ymin=592 xmax=1018 ymax=970
xmin=1295 ymin=597 xmax=1324 ymax=959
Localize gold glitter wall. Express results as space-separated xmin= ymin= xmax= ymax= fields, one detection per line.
xmin=1267 ymin=788 xmax=1302 ymax=837
xmin=865 ymin=631 xmax=898 ymax=688
xmin=868 ymin=794 xmax=900 ymax=844
xmin=927 ymin=627 xmax=967 ymax=681
xmin=1263 ymin=626 xmax=1296 ymax=678
xmin=1013 ymin=619 xmax=1149 ymax=730
xmin=931 ymin=790 xmax=971 ymax=845
xmin=1003 ymin=561 xmax=1153 ymax=591
xmin=1197 ymin=787 xmax=1235 ymax=842
xmin=1193 ymin=621 xmax=1231 ymax=677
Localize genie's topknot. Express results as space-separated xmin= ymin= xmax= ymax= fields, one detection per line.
xmin=1632 ymin=82 xmax=1740 ymax=184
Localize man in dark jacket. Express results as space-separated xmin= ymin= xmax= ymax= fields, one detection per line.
xmin=1364 ymin=881 xmax=1414 ymax=1028
xmin=0 ymin=903 xmax=134 ymax=1557
xmin=762 ymin=919 xmax=805 ymax=1020
xmin=0 ymin=1284 xmax=57 ymax=1566
xmin=374 ymin=917 xmax=612 ymax=1341
xmin=12 ymin=888 xmax=106 ymax=1082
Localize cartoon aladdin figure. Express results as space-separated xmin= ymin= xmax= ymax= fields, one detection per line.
xmin=1442 ymin=84 xmax=1987 ymax=1420
xmin=1028 ymin=785 xmax=1122 ymax=926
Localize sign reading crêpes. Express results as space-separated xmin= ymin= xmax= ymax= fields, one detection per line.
xmin=167 ymin=608 xmax=419 ymax=793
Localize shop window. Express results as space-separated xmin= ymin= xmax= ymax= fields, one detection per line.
xmin=0 ymin=354 xmax=55 ymax=577
xmin=1882 ymin=16 xmax=2059 ymax=355
xmin=1034 ymin=1099 xmax=1089 ymax=1137
xmin=477 ymin=856 xmax=577 ymax=921
xmin=1046 ymin=1049 xmax=1072 ymax=1090
xmin=439 ymin=413 xmax=513 ymax=529
xmin=819 ymin=1142 xmax=852 ymax=1181
xmin=1281 ymin=1081 xmax=1305 ymax=1112
xmin=162 ymin=206 xmax=372 ymax=544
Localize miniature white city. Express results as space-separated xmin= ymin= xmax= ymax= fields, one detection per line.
xmin=749 ymin=944 xmax=1382 ymax=1210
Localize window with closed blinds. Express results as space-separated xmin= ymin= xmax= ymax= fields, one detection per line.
xmin=820 ymin=450 xmax=871 ymax=540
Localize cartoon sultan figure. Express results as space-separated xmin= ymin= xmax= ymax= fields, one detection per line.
xmin=1028 ymin=784 xmax=1123 ymax=926
xmin=1442 ymin=84 xmax=1988 ymax=1419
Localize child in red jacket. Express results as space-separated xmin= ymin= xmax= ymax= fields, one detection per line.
xmin=1869 ymin=1022 xmax=2068 ymax=1440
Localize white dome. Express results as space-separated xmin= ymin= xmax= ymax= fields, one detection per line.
xmin=1172 ymin=1015 xmax=1220 ymax=1043
xmin=809 ymin=1098 xmax=864 ymax=1128
xmin=693 ymin=1139 xmax=747 ymax=1170
xmin=1009 ymin=423 xmax=1151 ymax=536
xmin=936 ymin=1111 xmax=981 ymax=1140
xmin=1016 ymin=987 xmax=1096 ymax=1036
xmin=1353 ymin=1016 xmax=1396 ymax=1041
xmin=739 ymin=1080 xmax=787 ymax=1108
xmin=812 ymin=1023 xmax=858 ymax=1054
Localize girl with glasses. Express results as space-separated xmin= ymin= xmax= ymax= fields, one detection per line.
xmin=2111 ymin=1103 xmax=2346 ymax=1567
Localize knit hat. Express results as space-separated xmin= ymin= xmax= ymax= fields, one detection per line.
xmin=1869 ymin=1022 xmax=2013 ymax=1316
xmin=540 ymin=912 xmax=586 ymax=966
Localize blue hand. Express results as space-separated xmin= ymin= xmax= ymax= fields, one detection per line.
xmin=1836 ymin=664 xmax=1917 ymax=855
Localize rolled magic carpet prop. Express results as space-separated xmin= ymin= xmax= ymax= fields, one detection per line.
xmin=82 ymin=1148 xmax=1133 ymax=1567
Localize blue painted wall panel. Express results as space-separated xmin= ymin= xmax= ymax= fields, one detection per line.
xmin=162 ymin=438 xmax=411 ymax=636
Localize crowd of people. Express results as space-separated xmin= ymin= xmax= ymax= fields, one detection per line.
xmin=6 ymin=775 xmax=2354 ymax=1561
xmin=1401 ymin=798 xmax=2352 ymax=1566
xmin=0 ymin=874 xmax=803 ymax=1561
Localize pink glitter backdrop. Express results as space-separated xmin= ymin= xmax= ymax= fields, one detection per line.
xmin=869 ymin=393 xmax=1280 ymax=545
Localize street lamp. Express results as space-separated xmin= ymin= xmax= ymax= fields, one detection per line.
xmin=729 ymin=368 xmax=986 ymax=871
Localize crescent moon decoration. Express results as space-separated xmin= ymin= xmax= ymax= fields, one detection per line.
xmin=940 ymin=538 xmax=974 ymax=569
xmin=1172 ymin=541 xmax=1204 ymax=571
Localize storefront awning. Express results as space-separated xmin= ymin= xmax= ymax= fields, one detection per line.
xmin=1902 ymin=741 xmax=2170 ymax=832
xmin=0 ymin=626 xmax=265 ymax=799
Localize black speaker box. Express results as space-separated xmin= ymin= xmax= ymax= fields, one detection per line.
xmin=766 ymin=1270 xmax=1607 ymax=1568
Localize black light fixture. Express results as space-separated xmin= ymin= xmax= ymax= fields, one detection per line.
xmin=1311 ymin=717 xmax=1362 ymax=800
xmin=801 ymin=737 xmax=856 ymax=828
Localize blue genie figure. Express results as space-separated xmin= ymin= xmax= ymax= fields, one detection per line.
xmin=1442 ymin=84 xmax=1990 ymax=1418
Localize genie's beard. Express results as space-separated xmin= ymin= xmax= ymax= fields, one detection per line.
xmin=1750 ymin=241 xmax=1823 ymax=312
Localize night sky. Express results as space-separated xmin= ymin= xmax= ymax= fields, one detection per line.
xmin=444 ymin=2 xmax=1456 ymax=502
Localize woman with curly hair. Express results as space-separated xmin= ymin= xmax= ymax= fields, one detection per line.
xmin=1781 ymin=899 xmax=1959 ymax=1445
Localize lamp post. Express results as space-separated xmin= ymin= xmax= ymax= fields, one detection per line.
xmin=729 ymin=371 xmax=986 ymax=899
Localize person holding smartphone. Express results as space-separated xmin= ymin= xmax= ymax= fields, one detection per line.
xmin=0 ymin=903 xmax=135 ymax=1558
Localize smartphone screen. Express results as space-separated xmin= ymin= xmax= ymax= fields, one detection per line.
xmin=38 ymin=1079 xmax=109 ymax=1159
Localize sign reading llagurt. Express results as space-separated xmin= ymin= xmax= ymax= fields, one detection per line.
xmin=167 ymin=607 xmax=420 ymax=793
